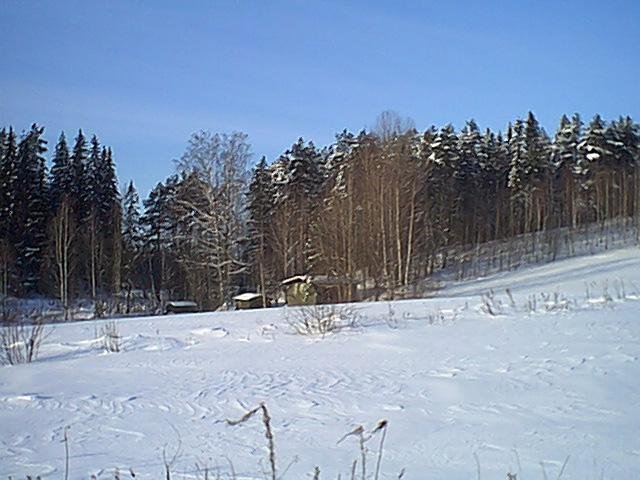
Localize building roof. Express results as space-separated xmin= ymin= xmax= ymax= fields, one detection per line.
xmin=166 ymin=300 xmax=198 ymax=307
xmin=233 ymin=292 xmax=262 ymax=302
xmin=281 ymin=275 xmax=310 ymax=286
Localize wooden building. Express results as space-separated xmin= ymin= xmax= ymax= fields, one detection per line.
xmin=233 ymin=292 xmax=265 ymax=310
xmin=281 ymin=275 xmax=358 ymax=305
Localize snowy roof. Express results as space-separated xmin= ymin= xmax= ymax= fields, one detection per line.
xmin=281 ymin=275 xmax=310 ymax=285
xmin=166 ymin=300 xmax=198 ymax=307
xmin=233 ymin=292 xmax=262 ymax=302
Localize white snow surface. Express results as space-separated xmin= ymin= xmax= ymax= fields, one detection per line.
xmin=2 ymin=248 xmax=640 ymax=479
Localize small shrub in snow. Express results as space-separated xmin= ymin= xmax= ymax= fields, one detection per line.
xmin=480 ymin=290 xmax=504 ymax=316
xmin=0 ymin=317 xmax=49 ymax=365
xmin=540 ymin=291 xmax=573 ymax=312
xmin=427 ymin=309 xmax=458 ymax=325
xmin=287 ymin=305 xmax=358 ymax=337
xmin=385 ymin=302 xmax=399 ymax=329
xmin=613 ymin=278 xmax=627 ymax=300
xmin=99 ymin=321 xmax=121 ymax=353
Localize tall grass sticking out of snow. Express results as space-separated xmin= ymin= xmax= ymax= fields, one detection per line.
xmin=337 ymin=419 xmax=390 ymax=480
xmin=226 ymin=403 xmax=276 ymax=480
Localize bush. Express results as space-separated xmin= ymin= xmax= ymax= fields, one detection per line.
xmin=0 ymin=317 xmax=49 ymax=365
xmin=99 ymin=320 xmax=121 ymax=353
xmin=286 ymin=305 xmax=358 ymax=337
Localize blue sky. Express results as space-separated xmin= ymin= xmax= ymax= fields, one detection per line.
xmin=1 ymin=0 xmax=639 ymax=196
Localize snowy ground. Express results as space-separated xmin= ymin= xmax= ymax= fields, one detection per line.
xmin=1 ymin=248 xmax=640 ymax=479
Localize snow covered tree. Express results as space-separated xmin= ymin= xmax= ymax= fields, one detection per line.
xmin=270 ymin=138 xmax=324 ymax=277
xmin=174 ymin=131 xmax=250 ymax=307
xmin=479 ymin=128 xmax=509 ymax=240
xmin=456 ymin=120 xmax=482 ymax=243
xmin=551 ymin=114 xmax=582 ymax=226
xmin=578 ymin=115 xmax=610 ymax=222
xmin=429 ymin=124 xmax=460 ymax=244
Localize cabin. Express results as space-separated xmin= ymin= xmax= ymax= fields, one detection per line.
xmin=164 ymin=300 xmax=199 ymax=314
xmin=233 ymin=292 xmax=265 ymax=310
xmin=281 ymin=275 xmax=317 ymax=306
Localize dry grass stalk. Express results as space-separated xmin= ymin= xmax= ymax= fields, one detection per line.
xmin=350 ymin=459 xmax=357 ymax=480
xmin=473 ymin=452 xmax=481 ymax=480
xmin=372 ymin=420 xmax=388 ymax=480
xmin=162 ymin=427 xmax=182 ymax=480
xmin=226 ymin=403 xmax=276 ymax=480
xmin=337 ymin=420 xmax=388 ymax=480
xmin=63 ymin=426 xmax=70 ymax=480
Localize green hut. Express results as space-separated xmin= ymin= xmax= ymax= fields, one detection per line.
xmin=281 ymin=276 xmax=318 ymax=306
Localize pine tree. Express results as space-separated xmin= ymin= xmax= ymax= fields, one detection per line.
xmin=13 ymin=124 xmax=48 ymax=294
xmin=0 ymin=128 xmax=9 ymax=240
xmin=247 ymin=156 xmax=275 ymax=304
xmin=606 ymin=117 xmax=640 ymax=218
xmin=281 ymin=138 xmax=324 ymax=272
xmin=49 ymin=131 xmax=73 ymax=212
xmin=480 ymin=128 xmax=509 ymax=239
xmin=97 ymin=147 xmax=120 ymax=224
xmin=141 ymin=176 xmax=180 ymax=301
xmin=0 ymin=127 xmax=17 ymax=301
xmin=122 ymin=180 xmax=143 ymax=288
xmin=577 ymin=114 xmax=609 ymax=177
xmin=429 ymin=124 xmax=459 ymax=243
xmin=86 ymin=135 xmax=102 ymax=208
xmin=457 ymin=120 xmax=482 ymax=242
xmin=578 ymin=115 xmax=610 ymax=222
xmin=552 ymin=114 xmax=582 ymax=226
xmin=70 ymin=129 xmax=89 ymax=225
xmin=0 ymin=127 xmax=18 ymax=242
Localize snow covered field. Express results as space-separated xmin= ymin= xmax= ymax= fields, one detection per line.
xmin=1 ymin=248 xmax=640 ymax=479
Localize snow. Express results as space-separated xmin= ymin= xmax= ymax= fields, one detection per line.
xmin=2 ymin=248 xmax=640 ymax=479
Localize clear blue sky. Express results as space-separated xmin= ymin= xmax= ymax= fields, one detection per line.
xmin=1 ymin=0 xmax=639 ymax=196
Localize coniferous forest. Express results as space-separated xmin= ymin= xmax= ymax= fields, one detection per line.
xmin=1 ymin=111 xmax=639 ymax=313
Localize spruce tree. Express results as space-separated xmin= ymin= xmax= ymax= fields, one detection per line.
xmin=577 ymin=114 xmax=609 ymax=177
xmin=49 ymin=131 xmax=73 ymax=211
xmin=97 ymin=147 xmax=120 ymax=225
xmin=70 ymin=130 xmax=89 ymax=225
xmin=457 ymin=120 xmax=482 ymax=242
xmin=429 ymin=124 xmax=460 ymax=242
xmin=122 ymin=180 xmax=143 ymax=287
xmin=13 ymin=124 xmax=48 ymax=294
xmin=0 ymin=127 xmax=18 ymax=242
xmin=247 ymin=156 xmax=275 ymax=302
xmin=552 ymin=114 xmax=582 ymax=227
xmin=86 ymin=134 xmax=102 ymax=209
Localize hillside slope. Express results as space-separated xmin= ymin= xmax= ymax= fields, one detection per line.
xmin=1 ymin=247 xmax=639 ymax=479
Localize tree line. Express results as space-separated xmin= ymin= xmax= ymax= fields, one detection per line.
xmin=1 ymin=111 xmax=639 ymax=313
